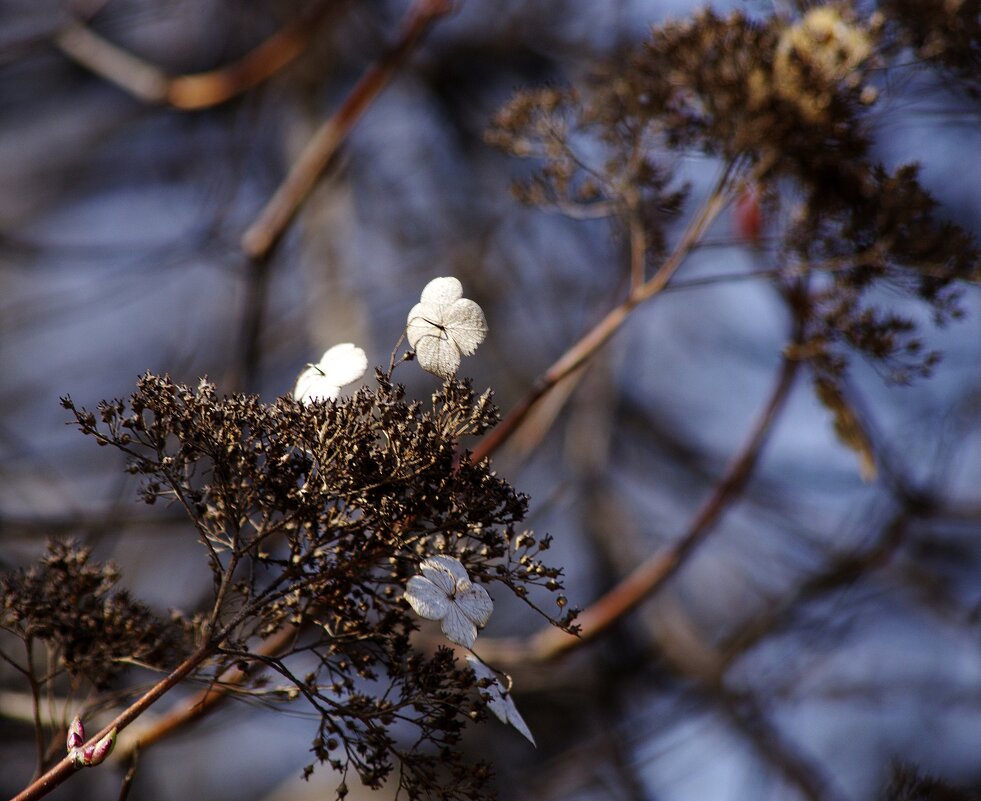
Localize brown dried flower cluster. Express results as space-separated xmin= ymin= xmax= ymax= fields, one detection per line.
xmin=488 ymin=6 xmax=979 ymax=388
xmin=52 ymin=370 xmax=574 ymax=799
xmin=1 ymin=540 xmax=190 ymax=689
xmin=882 ymin=0 xmax=981 ymax=95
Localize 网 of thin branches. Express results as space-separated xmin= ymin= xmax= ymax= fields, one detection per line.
xmin=469 ymin=160 xmax=736 ymax=466
xmin=54 ymin=2 xmax=342 ymax=110
xmin=479 ymin=314 xmax=803 ymax=667
xmin=240 ymin=0 xmax=454 ymax=261
xmin=112 ymin=622 xmax=300 ymax=760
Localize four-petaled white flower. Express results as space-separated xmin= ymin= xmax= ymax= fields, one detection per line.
xmin=466 ymin=655 xmax=536 ymax=746
xmin=293 ymin=343 xmax=368 ymax=404
xmin=403 ymin=555 xmax=493 ymax=649
xmin=406 ymin=277 xmax=487 ymax=379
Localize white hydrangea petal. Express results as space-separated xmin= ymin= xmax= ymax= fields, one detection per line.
xmin=465 ymin=656 xmax=536 ymax=745
xmin=293 ymin=368 xmax=341 ymax=404
xmin=317 ymin=343 xmax=368 ymax=388
xmin=419 ymin=276 xmax=463 ymax=309
xmin=439 ymin=603 xmax=478 ymax=648
xmin=414 ymin=331 xmax=462 ymax=378
xmin=456 ymin=582 xmax=493 ymax=628
xmin=501 ymin=694 xmax=536 ymax=746
xmin=404 ymin=576 xmax=450 ymax=621
xmin=444 ymin=299 xmax=488 ymax=356
xmin=419 ymin=555 xmax=470 ymax=590
xmin=406 ymin=302 xmax=436 ymax=349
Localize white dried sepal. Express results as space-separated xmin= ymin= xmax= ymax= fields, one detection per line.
xmin=403 ymin=555 xmax=493 ymax=649
xmin=466 ymin=655 xmax=536 ymax=746
xmin=406 ymin=277 xmax=487 ymax=378
xmin=293 ymin=343 xmax=367 ymax=404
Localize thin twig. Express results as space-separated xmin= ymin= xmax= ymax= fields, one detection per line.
xmin=478 ymin=329 xmax=802 ymax=666
xmin=10 ymin=643 xmax=215 ymax=801
xmin=469 ymin=161 xmax=736 ymax=465
xmin=112 ymin=622 xmax=299 ymax=760
xmin=116 ymin=746 xmax=140 ymax=801
xmin=54 ymin=2 xmax=341 ymax=110
xmin=240 ymin=0 xmax=454 ymax=260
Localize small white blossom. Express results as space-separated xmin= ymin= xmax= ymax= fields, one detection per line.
xmin=466 ymin=655 xmax=536 ymax=746
xmin=403 ymin=555 xmax=493 ymax=649
xmin=293 ymin=343 xmax=368 ymax=404
xmin=406 ymin=277 xmax=487 ymax=378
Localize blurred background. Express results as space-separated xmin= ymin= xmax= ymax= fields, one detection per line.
xmin=2 ymin=1 xmax=981 ymax=800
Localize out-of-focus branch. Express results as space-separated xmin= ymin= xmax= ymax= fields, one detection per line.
xmin=716 ymin=687 xmax=849 ymax=801
xmin=478 ymin=329 xmax=801 ymax=667
xmin=113 ymin=622 xmax=299 ymax=760
xmin=54 ymin=2 xmax=341 ymax=110
xmin=469 ymin=161 xmax=735 ymax=465
xmin=240 ymin=0 xmax=454 ymax=260
xmin=719 ymin=515 xmax=910 ymax=669
xmin=11 ymin=643 xmax=214 ymax=801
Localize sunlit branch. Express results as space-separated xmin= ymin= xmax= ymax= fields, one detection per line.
xmin=478 ymin=319 xmax=802 ymax=666
xmin=54 ymin=2 xmax=341 ymax=110
xmin=240 ymin=0 xmax=454 ymax=261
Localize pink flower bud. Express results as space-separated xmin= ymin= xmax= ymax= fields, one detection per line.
xmin=66 ymin=716 xmax=85 ymax=752
xmin=733 ymin=187 xmax=764 ymax=246
xmin=77 ymin=728 xmax=116 ymax=767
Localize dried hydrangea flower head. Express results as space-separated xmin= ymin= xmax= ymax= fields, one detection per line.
xmin=404 ymin=555 xmax=493 ymax=649
xmin=406 ymin=276 xmax=488 ymax=378
xmin=466 ymin=655 xmax=536 ymax=746
xmin=774 ymin=5 xmax=874 ymax=121
xmin=293 ymin=343 xmax=368 ymax=404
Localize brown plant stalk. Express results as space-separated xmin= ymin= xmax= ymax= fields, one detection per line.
xmin=55 ymin=2 xmax=342 ymax=110
xmin=478 ymin=315 xmax=803 ymax=666
xmin=240 ymin=0 xmax=454 ymax=260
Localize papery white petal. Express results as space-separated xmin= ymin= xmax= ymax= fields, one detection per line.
xmin=439 ymin=603 xmax=478 ymax=648
xmin=500 ymin=695 xmax=536 ymax=746
xmin=444 ymin=299 xmax=487 ymax=356
xmin=456 ymin=582 xmax=493 ymax=627
xmin=414 ymin=332 xmax=462 ymax=378
xmin=419 ymin=276 xmax=463 ymax=309
xmin=406 ymin=302 xmax=437 ymax=349
xmin=465 ymin=656 xmax=536 ymax=745
xmin=317 ymin=343 xmax=368 ymax=387
xmin=419 ymin=555 xmax=470 ymax=591
xmin=294 ymin=367 xmax=340 ymax=404
xmin=404 ymin=576 xmax=450 ymax=621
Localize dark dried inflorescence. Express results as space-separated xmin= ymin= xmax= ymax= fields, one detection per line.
xmin=1 ymin=539 xmax=189 ymax=689
xmin=487 ymin=84 xmax=688 ymax=261
xmin=879 ymin=761 xmax=980 ymax=801
xmin=881 ymin=0 xmax=981 ymax=97
xmin=58 ymin=370 xmax=575 ymax=800
xmin=488 ymin=6 xmax=979 ymax=388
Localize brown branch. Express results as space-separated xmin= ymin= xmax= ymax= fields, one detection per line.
xmin=469 ymin=161 xmax=735 ymax=465
xmin=112 ymin=623 xmax=298 ymax=760
xmin=240 ymin=0 xmax=454 ymax=260
xmin=478 ymin=336 xmax=801 ymax=667
xmin=10 ymin=643 xmax=215 ymax=801
xmin=54 ymin=3 xmax=341 ymax=110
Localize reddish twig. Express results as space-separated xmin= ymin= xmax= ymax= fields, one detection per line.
xmin=55 ymin=2 xmax=341 ymax=110
xmin=469 ymin=161 xmax=735 ymax=465
xmin=240 ymin=0 xmax=454 ymax=260
xmin=113 ymin=623 xmax=299 ymax=760
xmin=478 ymin=340 xmax=801 ymax=666
xmin=11 ymin=644 xmax=214 ymax=801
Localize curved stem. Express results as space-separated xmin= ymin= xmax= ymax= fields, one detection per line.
xmin=470 ymin=160 xmax=736 ymax=465
xmin=479 ymin=333 xmax=801 ymax=666
xmin=10 ymin=643 xmax=215 ymax=801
